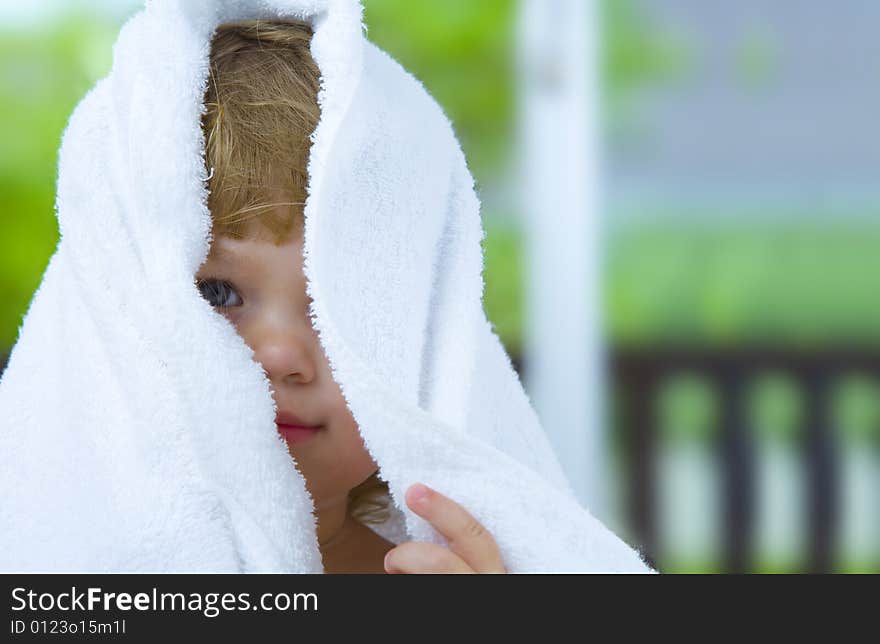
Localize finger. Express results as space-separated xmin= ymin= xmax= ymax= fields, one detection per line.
xmin=405 ymin=483 xmax=506 ymax=574
xmin=384 ymin=541 xmax=474 ymax=574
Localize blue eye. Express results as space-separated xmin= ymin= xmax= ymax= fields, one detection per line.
xmin=196 ymin=278 xmax=242 ymax=308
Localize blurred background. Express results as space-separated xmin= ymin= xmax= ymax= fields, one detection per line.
xmin=1 ymin=0 xmax=877 ymax=573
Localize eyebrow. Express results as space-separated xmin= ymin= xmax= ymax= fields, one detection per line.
xmin=207 ymin=244 xmax=236 ymax=263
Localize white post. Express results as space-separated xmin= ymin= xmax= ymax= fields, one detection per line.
xmin=516 ymin=0 xmax=606 ymax=518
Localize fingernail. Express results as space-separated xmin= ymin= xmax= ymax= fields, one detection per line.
xmin=384 ymin=551 xmax=395 ymax=572
xmin=410 ymin=483 xmax=430 ymax=505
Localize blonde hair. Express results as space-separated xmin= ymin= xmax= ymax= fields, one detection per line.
xmin=202 ymin=19 xmax=391 ymax=525
xmin=202 ymin=18 xmax=317 ymax=242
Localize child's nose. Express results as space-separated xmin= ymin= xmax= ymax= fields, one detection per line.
xmin=250 ymin=328 xmax=317 ymax=386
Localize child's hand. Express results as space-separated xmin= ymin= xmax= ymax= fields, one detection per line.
xmin=383 ymin=483 xmax=507 ymax=574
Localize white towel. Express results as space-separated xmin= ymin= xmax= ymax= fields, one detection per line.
xmin=0 ymin=0 xmax=653 ymax=573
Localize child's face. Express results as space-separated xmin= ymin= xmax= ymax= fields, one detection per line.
xmin=194 ymin=228 xmax=379 ymax=511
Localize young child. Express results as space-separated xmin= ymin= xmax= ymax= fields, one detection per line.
xmin=197 ymin=19 xmax=506 ymax=574
xmin=0 ymin=0 xmax=651 ymax=574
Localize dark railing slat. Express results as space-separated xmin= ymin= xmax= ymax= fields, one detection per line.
xmin=718 ymin=367 xmax=754 ymax=573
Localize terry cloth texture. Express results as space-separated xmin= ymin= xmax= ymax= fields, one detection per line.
xmin=0 ymin=0 xmax=653 ymax=573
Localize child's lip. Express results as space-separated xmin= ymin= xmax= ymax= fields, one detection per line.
xmin=276 ymin=424 xmax=323 ymax=444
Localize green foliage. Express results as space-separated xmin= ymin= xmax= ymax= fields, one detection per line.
xmin=657 ymin=374 xmax=719 ymax=442
xmin=602 ymin=0 xmax=691 ymax=95
xmin=735 ymin=25 xmax=779 ymax=89
xmin=481 ymin=222 xmax=523 ymax=348
xmin=363 ymin=0 xmax=515 ymax=179
xmin=0 ymin=14 xmax=118 ymax=352
xmin=748 ymin=374 xmax=804 ymax=442
xmin=605 ymin=219 xmax=880 ymax=349
xmin=833 ymin=375 xmax=880 ymax=442
xmin=601 ymin=0 xmax=692 ymax=141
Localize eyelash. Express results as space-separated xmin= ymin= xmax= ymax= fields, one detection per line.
xmin=196 ymin=278 xmax=243 ymax=309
